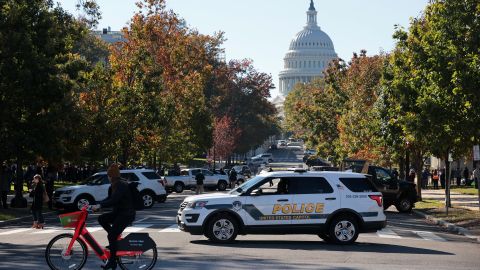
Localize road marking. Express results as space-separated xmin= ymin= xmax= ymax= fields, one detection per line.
xmin=124 ymin=224 xmax=153 ymax=233
xmin=413 ymin=231 xmax=447 ymax=242
xmin=134 ymin=217 xmax=149 ymax=223
xmin=376 ymin=228 xmax=401 ymax=239
xmin=32 ymin=229 xmax=60 ymax=234
xmin=0 ymin=228 xmax=32 ymax=235
xmin=159 ymin=224 xmax=181 ymax=233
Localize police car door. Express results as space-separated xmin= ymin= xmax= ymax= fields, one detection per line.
xmin=243 ymin=177 xmax=292 ymax=226
xmin=289 ymin=176 xmax=339 ymax=226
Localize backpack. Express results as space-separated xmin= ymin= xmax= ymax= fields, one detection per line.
xmin=128 ymin=182 xmax=145 ymax=210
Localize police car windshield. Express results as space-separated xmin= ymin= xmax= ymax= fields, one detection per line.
xmin=229 ymin=175 xmax=265 ymax=195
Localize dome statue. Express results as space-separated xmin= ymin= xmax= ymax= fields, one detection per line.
xmin=279 ymin=0 xmax=338 ymax=96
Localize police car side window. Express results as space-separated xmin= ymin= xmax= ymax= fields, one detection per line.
xmin=253 ymin=178 xmax=288 ymax=195
xmin=289 ymin=177 xmax=333 ymax=194
xmin=339 ymin=177 xmax=378 ymax=192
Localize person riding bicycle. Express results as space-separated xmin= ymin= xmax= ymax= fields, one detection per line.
xmin=92 ymin=163 xmax=135 ymax=270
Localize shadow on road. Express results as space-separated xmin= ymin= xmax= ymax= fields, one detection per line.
xmin=190 ymin=240 xmax=453 ymax=255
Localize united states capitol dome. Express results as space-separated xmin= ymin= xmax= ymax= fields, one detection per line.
xmin=279 ymin=0 xmax=337 ymax=96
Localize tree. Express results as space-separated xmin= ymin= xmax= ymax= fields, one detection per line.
xmin=383 ymin=0 xmax=480 ymax=200
xmin=0 ymin=0 xmax=90 ymax=206
xmin=210 ymin=116 xmax=241 ymax=165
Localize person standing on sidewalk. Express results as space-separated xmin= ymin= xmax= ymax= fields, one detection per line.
xmin=463 ymin=167 xmax=470 ymax=186
xmin=454 ymin=167 xmax=461 ymax=186
xmin=195 ymin=171 xmax=205 ymax=195
xmin=229 ymin=168 xmax=237 ymax=189
xmin=473 ymin=166 xmax=480 ymax=189
xmin=29 ymin=174 xmax=46 ymax=229
xmin=432 ymin=169 xmax=439 ymax=190
xmin=421 ymin=168 xmax=430 ymax=189
xmin=0 ymin=163 xmax=10 ymax=209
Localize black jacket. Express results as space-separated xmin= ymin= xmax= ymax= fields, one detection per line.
xmin=100 ymin=179 xmax=135 ymax=216
xmin=29 ymin=182 xmax=44 ymax=210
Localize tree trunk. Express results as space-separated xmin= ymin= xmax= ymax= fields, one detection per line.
xmin=412 ymin=149 xmax=424 ymax=201
xmin=445 ymin=151 xmax=451 ymax=209
xmin=11 ymin=159 xmax=27 ymax=208
xmin=399 ymin=156 xmax=405 ymax=181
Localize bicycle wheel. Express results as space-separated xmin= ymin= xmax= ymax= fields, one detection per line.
xmin=118 ymin=246 xmax=157 ymax=270
xmin=45 ymin=233 xmax=88 ymax=270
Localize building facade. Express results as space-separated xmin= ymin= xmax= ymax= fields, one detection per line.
xmin=278 ymin=0 xmax=337 ymax=96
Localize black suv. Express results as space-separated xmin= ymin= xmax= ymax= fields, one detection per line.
xmin=350 ymin=165 xmax=417 ymax=213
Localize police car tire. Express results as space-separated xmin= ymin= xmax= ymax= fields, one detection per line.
xmin=206 ymin=213 xmax=238 ymax=243
xmin=318 ymin=233 xmax=332 ymax=243
xmin=329 ymin=215 xmax=359 ymax=245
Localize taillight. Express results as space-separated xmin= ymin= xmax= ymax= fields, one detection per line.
xmin=369 ymin=195 xmax=383 ymax=207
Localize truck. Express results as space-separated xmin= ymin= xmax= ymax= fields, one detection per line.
xmin=164 ymin=168 xmax=229 ymax=193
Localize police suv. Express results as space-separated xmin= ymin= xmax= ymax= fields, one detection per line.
xmin=177 ymin=170 xmax=386 ymax=244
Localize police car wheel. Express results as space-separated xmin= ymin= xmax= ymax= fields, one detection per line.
xmin=317 ymin=233 xmax=332 ymax=243
xmin=329 ymin=215 xmax=359 ymax=245
xmin=207 ymin=214 xmax=238 ymax=243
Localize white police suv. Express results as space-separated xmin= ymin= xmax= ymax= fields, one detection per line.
xmin=177 ymin=170 xmax=386 ymax=244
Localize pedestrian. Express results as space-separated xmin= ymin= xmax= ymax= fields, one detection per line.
xmin=432 ymin=169 xmax=439 ymax=190
xmin=421 ymin=168 xmax=430 ymax=189
xmin=195 ymin=171 xmax=205 ymax=195
xmin=463 ymin=167 xmax=470 ymax=186
xmin=454 ymin=167 xmax=461 ymax=186
xmin=0 ymin=163 xmax=10 ymax=209
xmin=440 ymin=168 xmax=446 ymax=189
xmin=392 ymin=168 xmax=399 ymax=179
xmin=29 ymin=174 xmax=46 ymax=229
xmin=473 ymin=166 xmax=480 ymax=189
xmin=92 ymin=163 xmax=135 ymax=270
xmin=407 ymin=169 xmax=416 ymax=183
xmin=45 ymin=165 xmax=56 ymax=210
xmin=229 ymin=168 xmax=237 ymax=189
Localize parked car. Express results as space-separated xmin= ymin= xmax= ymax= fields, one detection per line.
xmin=305 ymin=157 xmax=330 ymax=167
xmin=164 ymin=168 xmax=229 ymax=193
xmin=349 ymin=165 xmax=418 ymax=212
xmin=53 ymin=169 xmax=167 ymax=211
xmin=248 ymin=157 xmax=267 ymax=167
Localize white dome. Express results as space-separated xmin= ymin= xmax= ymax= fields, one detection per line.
xmin=279 ymin=0 xmax=337 ymax=96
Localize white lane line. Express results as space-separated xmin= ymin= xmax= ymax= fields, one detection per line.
xmin=32 ymin=229 xmax=61 ymax=234
xmin=413 ymin=231 xmax=447 ymax=242
xmin=87 ymin=226 xmax=103 ymax=233
xmin=134 ymin=217 xmax=149 ymax=223
xmin=0 ymin=228 xmax=32 ymax=236
xmin=124 ymin=224 xmax=153 ymax=233
xmin=376 ymin=228 xmax=401 ymax=239
xmin=159 ymin=225 xmax=180 ymax=233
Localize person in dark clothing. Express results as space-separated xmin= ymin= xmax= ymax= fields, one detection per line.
xmin=455 ymin=168 xmax=461 ymax=186
xmin=407 ymin=169 xmax=416 ymax=183
xmin=229 ymin=169 xmax=237 ymax=189
xmin=195 ymin=171 xmax=205 ymax=195
xmin=92 ymin=164 xmax=135 ymax=270
xmin=432 ymin=169 xmax=439 ymax=189
xmin=0 ymin=164 xmax=11 ymax=209
xmin=463 ymin=167 xmax=470 ymax=186
xmin=29 ymin=174 xmax=46 ymax=229
xmin=440 ymin=168 xmax=446 ymax=189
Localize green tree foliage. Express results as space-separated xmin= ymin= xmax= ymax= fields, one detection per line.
xmin=0 ymin=0 xmax=89 ymax=163
xmin=382 ymin=0 xmax=480 ymax=199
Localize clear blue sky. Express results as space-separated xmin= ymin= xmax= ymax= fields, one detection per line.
xmin=57 ymin=0 xmax=429 ymax=97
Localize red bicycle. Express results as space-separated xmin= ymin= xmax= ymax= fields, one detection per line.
xmin=45 ymin=206 xmax=157 ymax=270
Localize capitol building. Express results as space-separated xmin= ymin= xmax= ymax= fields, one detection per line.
xmin=278 ymin=0 xmax=338 ymax=96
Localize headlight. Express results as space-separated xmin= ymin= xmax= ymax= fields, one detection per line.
xmin=63 ymin=190 xmax=74 ymax=195
xmin=187 ymin=201 xmax=208 ymax=209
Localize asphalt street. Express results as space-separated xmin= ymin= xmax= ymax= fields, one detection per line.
xmin=0 ymin=147 xmax=479 ymax=269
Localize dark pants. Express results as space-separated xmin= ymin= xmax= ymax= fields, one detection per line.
xmin=476 ymin=178 xmax=479 ymax=189
xmin=32 ymin=209 xmax=44 ymax=223
xmin=456 ymin=177 xmax=461 ymax=186
xmin=433 ymin=180 xmax=439 ymax=189
xmin=0 ymin=190 xmax=8 ymax=208
xmin=98 ymin=212 xmax=135 ymax=260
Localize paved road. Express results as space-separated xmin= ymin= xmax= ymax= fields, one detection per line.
xmin=0 ymin=191 xmax=479 ymax=269
xmin=1 ymin=148 xmax=479 ymax=269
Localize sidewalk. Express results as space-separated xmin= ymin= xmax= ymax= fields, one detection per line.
xmin=421 ymin=189 xmax=480 ymax=211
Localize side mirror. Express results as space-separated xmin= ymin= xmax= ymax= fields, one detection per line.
xmin=251 ymin=189 xmax=262 ymax=196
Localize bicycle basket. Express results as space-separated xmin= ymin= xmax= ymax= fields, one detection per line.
xmin=59 ymin=211 xmax=83 ymax=228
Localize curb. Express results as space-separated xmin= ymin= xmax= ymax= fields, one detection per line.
xmin=0 ymin=210 xmax=56 ymax=228
xmin=413 ymin=210 xmax=480 ymax=242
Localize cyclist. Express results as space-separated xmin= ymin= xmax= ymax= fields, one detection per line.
xmin=92 ymin=163 xmax=135 ymax=270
